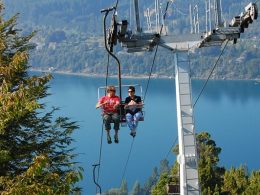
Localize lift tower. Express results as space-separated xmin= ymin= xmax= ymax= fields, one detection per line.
xmin=102 ymin=0 xmax=258 ymax=194
xmin=174 ymin=50 xmax=200 ymax=194
xmin=161 ymin=3 xmax=257 ymax=193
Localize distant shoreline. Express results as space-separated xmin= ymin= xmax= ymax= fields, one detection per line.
xmin=29 ymin=69 xmax=260 ymax=81
xmin=29 ymin=69 xmax=174 ymax=79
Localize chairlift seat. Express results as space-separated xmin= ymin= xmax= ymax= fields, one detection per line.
xmin=97 ymin=84 xmax=145 ymax=126
xmin=167 ymin=183 xmax=180 ymax=195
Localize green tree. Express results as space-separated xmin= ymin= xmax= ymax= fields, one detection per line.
xmin=0 ymin=155 xmax=81 ymax=194
xmin=105 ymin=181 xmax=128 ymax=195
xmin=159 ymin=159 xmax=170 ymax=174
xmin=244 ymin=170 xmax=260 ymax=194
xmin=0 ymin=1 xmax=81 ymax=193
xmin=142 ymin=167 xmax=159 ymax=195
xmin=149 ymin=159 xmax=171 ymax=195
xmin=151 ymin=172 xmax=169 ymax=195
xmin=105 ymin=188 xmax=121 ymax=195
xmin=222 ymin=166 xmax=249 ymax=194
xmin=197 ymin=132 xmax=225 ymax=195
xmin=131 ymin=181 xmax=142 ymax=195
xmin=153 ymin=132 xmax=225 ymax=195
xmin=120 ymin=180 xmax=128 ymax=195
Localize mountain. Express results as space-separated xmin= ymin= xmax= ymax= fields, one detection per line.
xmin=2 ymin=0 xmax=260 ymax=79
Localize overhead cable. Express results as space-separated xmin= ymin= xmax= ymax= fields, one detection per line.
xmin=120 ymin=138 xmax=135 ymax=185
xmin=193 ymin=40 xmax=229 ymax=108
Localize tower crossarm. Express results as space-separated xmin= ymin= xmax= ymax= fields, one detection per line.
xmin=159 ymin=1 xmax=258 ymax=52
xmin=199 ymin=27 xmax=240 ymax=47
xmin=200 ymin=2 xmax=258 ymax=48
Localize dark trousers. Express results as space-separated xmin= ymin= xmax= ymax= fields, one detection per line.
xmin=103 ymin=112 xmax=120 ymax=131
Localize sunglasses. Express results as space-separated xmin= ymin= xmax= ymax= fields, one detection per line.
xmin=128 ymin=91 xmax=134 ymax=92
xmin=109 ymin=90 xmax=116 ymax=92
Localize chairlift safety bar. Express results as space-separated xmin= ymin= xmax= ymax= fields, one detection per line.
xmin=98 ymin=84 xmax=143 ymax=100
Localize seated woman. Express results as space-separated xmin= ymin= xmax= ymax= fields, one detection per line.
xmin=124 ymin=86 xmax=143 ymax=137
xmin=96 ymin=86 xmax=120 ymax=144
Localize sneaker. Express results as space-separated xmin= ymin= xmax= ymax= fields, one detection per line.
xmin=114 ymin=135 xmax=119 ymax=143
xmin=107 ymin=135 xmax=112 ymax=144
xmin=130 ymin=130 xmax=136 ymax=138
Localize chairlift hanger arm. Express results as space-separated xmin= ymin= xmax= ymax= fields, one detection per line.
xmin=92 ymin=164 xmax=102 ymax=194
xmin=101 ymin=0 xmax=160 ymax=53
xmin=134 ymin=0 xmax=142 ymax=33
xmin=101 ymin=4 xmax=122 ymax=102
xmin=100 ymin=6 xmax=116 ymax=13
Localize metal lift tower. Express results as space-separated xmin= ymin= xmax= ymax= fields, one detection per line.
xmin=102 ymin=0 xmax=258 ymax=194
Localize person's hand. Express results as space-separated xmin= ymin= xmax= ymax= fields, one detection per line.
xmin=101 ymin=101 xmax=110 ymax=107
xmin=128 ymin=100 xmax=137 ymax=106
xmin=96 ymin=101 xmax=108 ymax=109
xmin=113 ymin=103 xmax=119 ymax=109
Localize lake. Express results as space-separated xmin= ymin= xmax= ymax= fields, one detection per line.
xmin=42 ymin=73 xmax=260 ymax=194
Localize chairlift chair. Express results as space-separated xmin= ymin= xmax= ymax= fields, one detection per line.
xmin=97 ymin=84 xmax=145 ymax=126
xmin=166 ymin=174 xmax=180 ymax=195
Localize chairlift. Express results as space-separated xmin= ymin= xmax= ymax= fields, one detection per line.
xmin=97 ymin=84 xmax=145 ymax=127
xmin=166 ymin=174 xmax=180 ymax=195
xmin=100 ymin=5 xmax=145 ymax=128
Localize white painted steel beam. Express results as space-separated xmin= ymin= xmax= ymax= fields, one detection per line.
xmin=174 ymin=52 xmax=200 ymax=195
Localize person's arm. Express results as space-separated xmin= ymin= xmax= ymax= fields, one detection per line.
xmin=137 ymin=96 xmax=143 ymax=106
xmin=96 ymin=97 xmax=107 ymax=109
xmin=96 ymin=102 xmax=103 ymax=109
xmin=113 ymin=97 xmax=120 ymax=109
xmin=124 ymin=97 xmax=130 ymax=109
xmin=126 ymin=100 xmax=141 ymax=109
xmin=129 ymin=96 xmax=143 ymax=109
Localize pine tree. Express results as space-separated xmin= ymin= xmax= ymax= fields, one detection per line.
xmin=152 ymin=132 xmax=225 ymax=195
xmin=222 ymin=166 xmax=249 ymax=194
xmin=142 ymin=167 xmax=159 ymax=195
xmin=120 ymin=180 xmax=128 ymax=195
xmin=131 ymin=181 xmax=142 ymax=195
xmin=0 ymin=1 xmax=82 ymax=193
xmin=196 ymin=132 xmax=225 ymax=195
xmin=159 ymin=159 xmax=170 ymax=174
xmin=244 ymin=170 xmax=260 ymax=194
xmin=151 ymin=172 xmax=169 ymax=195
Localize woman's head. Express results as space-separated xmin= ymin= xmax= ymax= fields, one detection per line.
xmin=107 ymin=86 xmax=116 ymax=94
xmin=128 ymin=86 xmax=135 ymax=95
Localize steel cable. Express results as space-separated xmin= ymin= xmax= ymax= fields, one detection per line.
xmin=120 ymin=138 xmax=135 ymax=185
xmin=193 ymin=40 xmax=229 ymax=108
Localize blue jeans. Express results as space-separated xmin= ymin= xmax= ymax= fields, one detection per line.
xmin=126 ymin=111 xmax=142 ymax=131
xmin=103 ymin=113 xmax=120 ymax=131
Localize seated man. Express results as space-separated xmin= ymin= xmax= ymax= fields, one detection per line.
xmin=124 ymin=86 xmax=143 ymax=137
xmin=96 ymin=86 xmax=120 ymax=144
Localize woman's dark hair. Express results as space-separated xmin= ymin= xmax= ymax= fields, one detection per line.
xmin=128 ymin=86 xmax=135 ymax=92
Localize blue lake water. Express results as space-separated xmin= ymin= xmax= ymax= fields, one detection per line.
xmin=41 ymin=73 xmax=260 ymax=194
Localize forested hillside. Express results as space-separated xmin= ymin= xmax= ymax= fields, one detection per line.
xmin=3 ymin=0 xmax=260 ymax=79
